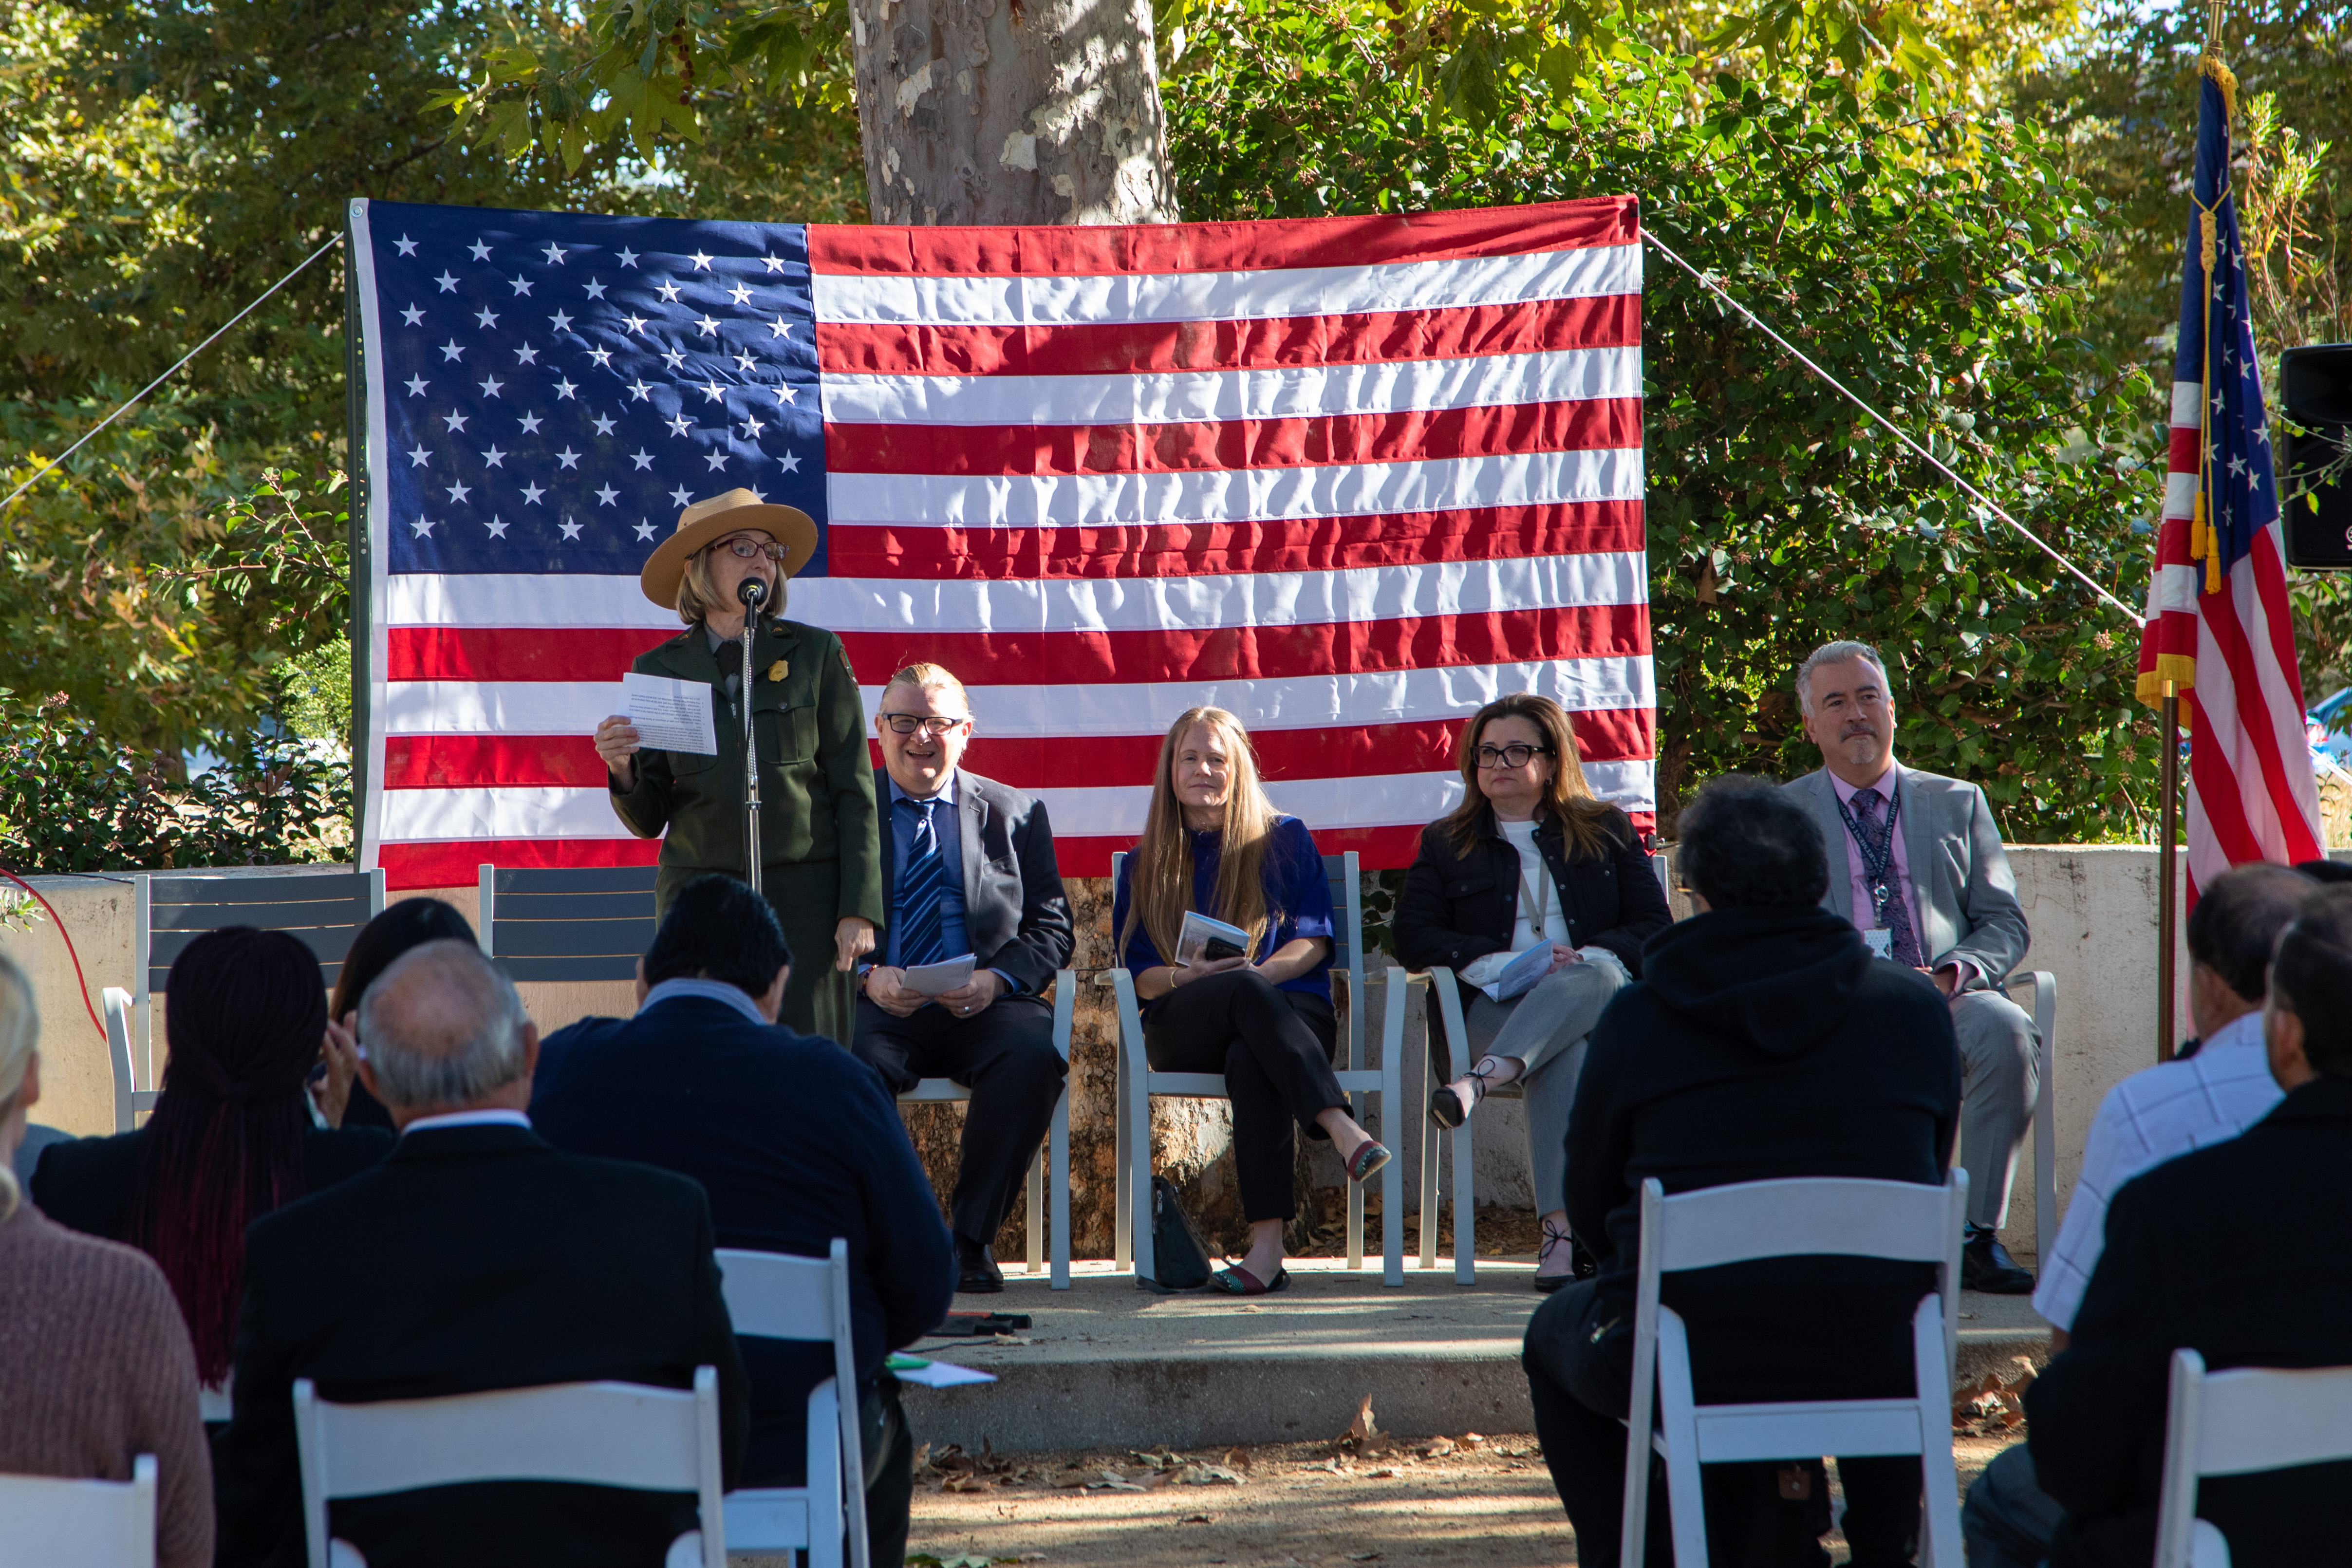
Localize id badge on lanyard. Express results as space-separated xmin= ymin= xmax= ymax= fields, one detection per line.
xmin=1862 ymin=928 xmax=1894 ymax=958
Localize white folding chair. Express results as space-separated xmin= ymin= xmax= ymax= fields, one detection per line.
xmin=2154 ymin=1348 xmax=2352 ymax=1568
xmin=292 ymin=1368 xmax=725 ymax=1568
xmin=712 ymin=1241 xmax=868 ymax=1568
xmin=1997 ymin=970 xmax=2058 ymax=1270
xmin=1620 ymin=1172 xmax=1970 ymax=1568
xmin=895 ymin=971 xmax=1076 ymax=1289
xmin=0 ymin=1455 xmax=157 ymax=1568
xmin=1108 ymin=850 xmax=1404 ymax=1286
xmin=102 ymin=988 xmax=155 ymax=1134
xmin=1414 ymin=853 xmax=1675 ymax=1283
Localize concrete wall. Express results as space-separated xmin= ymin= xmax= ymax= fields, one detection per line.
xmin=0 ymin=847 xmax=2205 ymax=1265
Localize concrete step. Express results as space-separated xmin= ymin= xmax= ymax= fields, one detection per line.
xmin=900 ymin=1259 xmax=2053 ymax=1455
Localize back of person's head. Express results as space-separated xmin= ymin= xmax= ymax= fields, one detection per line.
xmin=2189 ymin=863 xmax=2320 ymax=1003
xmin=1678 ymin=777 xmax=1830 ymax=909
xmin=329 ymin=897 xmax=479 ymax=1022
xmin=2267 ymin=887 xmax=2352 ymax=1079
xmin=129 ymin=926 xmax=329 ymax=1384
xmin=2293 ymin=858 xmax=2352 ymax=886
xmin=642 ymin=875 xmax=791 ymax=999
xmin=0 ymin=952 xmax=40 ymax=1224
xmin=359 ymin=940 xmax=531 ymax=1110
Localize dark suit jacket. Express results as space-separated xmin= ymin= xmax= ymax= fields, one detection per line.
xmin=531 ymin=995 xmax=956 ymax=1484
xmin=212 ymin=1123 xmax=750 ymax=1568
xmin=31 ymin=1123 xmax=393 ymax=1243
xmin=2027 ymin=1076 xmax=2352 ymax=1568
xmin=872 ymin=766 xmax=1074 ymax=994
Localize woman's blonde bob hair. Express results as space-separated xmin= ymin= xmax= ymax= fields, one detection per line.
xmin=1440 ymin=693 xmax=1622 ymax=860
xmin=1119 ymin=707 xmax=1288 ymax=965
xmin=0 ymin=951 xmax=41 ymax=1224
xmin=675 ymin=537 xmax=789 ymax=627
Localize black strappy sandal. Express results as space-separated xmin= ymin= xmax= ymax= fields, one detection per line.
xmin=1532 ymin=1219 xmax=1578 ymax=1294
xmin=1430 ymin=1065 xmax=1495 ymax=1130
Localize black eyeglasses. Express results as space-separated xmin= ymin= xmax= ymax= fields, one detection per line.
xmin=880 ymin=713 xmax=970 ymax=736
xmin=1472 ymin=743 xmax=1553 ymax=769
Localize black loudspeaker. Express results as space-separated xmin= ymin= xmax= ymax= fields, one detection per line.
xmin=2280 ymin=343 xmax=2352 ymax=569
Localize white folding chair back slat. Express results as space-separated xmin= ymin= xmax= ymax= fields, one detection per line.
xmin=2154 ymin=1348 xmax=2352 ymax=1568
xmin=0 ymin=1455 xmax=157 ymax=1568
xmin=293 ymin=1367 xmax=724 ymax=1568
xmin=711 ymin=1241 xmax=869 ymax=1568
xmin=1621 ymin=1173 xmax=1969 ymax=1568
xmin=102 ymin=988 xmax=157 ymax=1134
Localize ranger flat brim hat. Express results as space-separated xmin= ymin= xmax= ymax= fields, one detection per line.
xmin=639 ymin=487 xmax=818 ymax=609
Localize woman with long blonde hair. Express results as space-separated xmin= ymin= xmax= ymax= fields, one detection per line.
xmin=1391 ymin=693 xmax=1669 ymax=1289
xmin=1112 ymin=707 xmax=1389 ymax=1295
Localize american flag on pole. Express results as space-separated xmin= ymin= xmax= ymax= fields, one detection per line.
xmin=2133 ymin=59 xmax=2322 ymax=892
xmin=348 ymin=197 xmax=1653 ymax=888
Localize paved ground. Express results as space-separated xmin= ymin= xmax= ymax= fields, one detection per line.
xmin=902 ymin=1431 xmax=2018 ymax=1568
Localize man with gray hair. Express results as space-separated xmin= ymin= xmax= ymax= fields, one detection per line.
xmin=1782 ymin=639 xmax=2041 ymax=1293
xmin=213 ymin=939 xmax=749 ymax=1568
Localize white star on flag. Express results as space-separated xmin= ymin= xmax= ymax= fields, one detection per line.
xmin=560 ymin=517 xmax=584 ymax=539
xmin=521 ymin=482 xmax=546 ymax=504
xmin=780 ymin=452 xmax=801 ymax=473
xmin=617 ymin=247 xmax=639 ymax=267
xmin=400 ymin=304 xmax=425 ymax=325
xmin=442 ymin=411 xmax=469 ymax=432
xmin=767 ymin=316 xmax=791 ymax=338
xmin=732 ymin=351 xmax=756 ymax=373
xmin=695 ymin=315 xmax=720 ymax=337
xmin=628 ymin=380 xmax=653 ymax=401
xmin=761 ymin=256 xmax=784 ymax=273
xmin=592 ymin=414 xmax=617 ymax=435
xmin=655 ymin=280 xmax=681 ymax=302
xmin=587 ymin=346 xmax=612 ymax=368
xmin=635 ymin=519 xmax=657 ymax=540
xmin=669 ymin=484 xmax=694 ymax=506
xmin=595 ymin=484 xmax=620 ymax=505
xmin=404 ymin=375 xmax=429 ymax=397
xmin=478 ymin=376 xmax=504 ymax=398
xmin=550 ymin=309 xmax=575 ymax=333
xmin=667 ymin=413 xmax=693 ymax=437
xmin=439 ymin=340 xmax=466 ymax=362
xmin=407 ymin=445 xmax=431 ymax=467
xmin=705 ymin=451 xmax=728 ymax=470
xmin=518 ymin=412 xmax=544 ymax=434
xmin=542 ymin=242 xmax=567 ymax=265
xmin=468 ymin=239 xmax=493 ymax=261
xmin=480 ymin=446 xmax=506 ymax=467
xmin=624 ymin=314 xmax=650 ymax=335
xmin=556 ymin=447 xmax=581 ymax=469
xmin=728 ymin=283 xmax=752 ymax=306
xmin=507 ymin=275 xmax=533 ymax=297
xmin=435 ymin=271 xmax=458 ymax=293
xmin=699 ymin=381 xmax=726 ymax=402
xmin=554 ymin=378 xmax=578 ymax=400
xmin=412 ymin=515 xmax=436 ymax=536
xmin=690 ymin=251 xmax=714 ymax=270
xmin=740 ymin=414 xmax=765 ymax=438
xmin=514 ymin=345 xmax=539 ymax=365
xmin=632 ymin=449 xmax=654 ymax=469
xmin=584 ymin=279 xmax=607 ymax=299
xmin=394 ymin=234 xmax=418 ymax=256
xmin=474 ymin=306 xmax=499 ymax=329
xmin=773 ymin=386 xmax=797 ymax=405
xmin=445 ymin=481 xmax=473 ymax=503
xmin=486 ymin=516 xmax=509 ymax=539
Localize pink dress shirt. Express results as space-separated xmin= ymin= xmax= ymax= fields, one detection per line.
xmin=1829 ymin=763 xmax=1971 ymax=986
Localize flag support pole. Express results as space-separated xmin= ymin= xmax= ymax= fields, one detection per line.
xmin=2159 ymin=682 xmax=2181 ymax=1062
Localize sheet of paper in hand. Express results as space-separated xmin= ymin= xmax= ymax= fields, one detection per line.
xmin=620 ymin=672 xmax=719 ymax=756
xmin=1175 ymin=911 xmax=1254 ymax=968
xmin=1491 ymin=943 xmax=1560 ymax=1003
xmin=1863 ymin=928 xmax=1894 ymax=959
xmin=903 ymin=954 xmax=978 ymax=997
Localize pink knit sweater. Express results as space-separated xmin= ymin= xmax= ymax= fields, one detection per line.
xmin=0 ymin=1200 xmax=214 ymax=1568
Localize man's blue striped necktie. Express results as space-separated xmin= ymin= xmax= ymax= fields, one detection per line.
xmin=896 ymin=797 xmax=951 ymax=969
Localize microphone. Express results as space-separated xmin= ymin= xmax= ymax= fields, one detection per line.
xmin=737 ymin=578 xmax=767 ymax=613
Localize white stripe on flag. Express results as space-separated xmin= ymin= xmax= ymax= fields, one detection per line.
xmin=380 ymin=656 xmax=1659 ymax=738
xmin=827 ymin=446 xmax=1646 ymax=528
xmin=819 ymin=347 xmax=1643 ymax=427
xmin=2165 ymin=470 xmax=2198 ymax=519
xmin=2171 ymin=381 xmax=2204 ymax=428
xmin=810 ymin=243 xmax=1641 ymax=328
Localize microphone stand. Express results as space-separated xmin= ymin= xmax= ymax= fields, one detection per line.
xmin=736 ymin=579 xmax=766 ymax=897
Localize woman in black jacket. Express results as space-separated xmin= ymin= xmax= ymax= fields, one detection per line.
xmin=1392 ymin=693 xmax=1669 ymax=1289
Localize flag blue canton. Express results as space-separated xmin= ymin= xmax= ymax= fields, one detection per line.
xmin=364 ymin=202 xmax=827 ymax=578
xmin=2175 ymin=73 xmax=2277 ymax=578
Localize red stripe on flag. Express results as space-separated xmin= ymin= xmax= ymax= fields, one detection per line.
xmin=381 ymin=837 xmax=660 ymax=893
xmin=822 ymin=502 xmax=1644 ymax=580
xmin=805 ymin=199 xmax=1637 ymax=277
xmin=825 ymin=399 xmax=1641 ymax=477
xmin=2168 ymin=425 xmax=2202 ymax=471
xmin=816 ymin=295 xmax=1638 ymax=377
xmin=388 ymin=626 xmax=675 ymax=683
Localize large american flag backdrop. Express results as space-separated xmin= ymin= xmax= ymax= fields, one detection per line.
xmin=349 ymin=196 xmax=1653 ymax=889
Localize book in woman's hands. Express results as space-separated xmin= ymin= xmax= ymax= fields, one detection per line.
xmin=1175 ymin=911 xmax=1254 ymax=968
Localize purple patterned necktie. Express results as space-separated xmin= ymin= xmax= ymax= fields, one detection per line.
xmin=1851 ymin=788 xmax=1925 ymax=967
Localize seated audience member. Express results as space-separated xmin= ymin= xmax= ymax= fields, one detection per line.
xmin=1392 ymin=692 xmax=1669 ymax=1289
xmin=2025 ymin=887 xmax=2352 ymax=1568
xmin=33 ymin=928 xmax=394 ymax=1413
xmin=531 ymin=875 xmax=953 ymax=1568
xmin=1781 ymin=638 xmax=2041 ymax=1293
xmin=851 ymin=663 xmax=1075 ymax=1293
xmin=1962 ymin=862 xmax=2320 ymax=1568
xmin=1112 ymin=706 xmax=1389 ymax=1297
xmin=212 ymin=940 xmax=748 ymax=1568
xmin=1523 ymin=777 xmax=1960 ymax=1568
xmin=325 ymin=896 xmax=483 ymax=1130
xmin=0 ymin=954 xmax=213 ymax=1568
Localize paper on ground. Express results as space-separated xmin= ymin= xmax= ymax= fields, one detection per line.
xmin=903 ymin=954 xmax=977 ymax=997
xmin=886 ymin=1354 xmax=996 ymax=1388
xmin=622 ymin=672 xmax=718 ymax=756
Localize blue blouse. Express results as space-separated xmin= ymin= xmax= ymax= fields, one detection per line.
xmin=1112 ymin=815 xmax=1335 ymax=1010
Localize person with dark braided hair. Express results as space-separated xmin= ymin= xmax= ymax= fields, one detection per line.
xmin=33 ymin=927 xmax=393 ymax=1406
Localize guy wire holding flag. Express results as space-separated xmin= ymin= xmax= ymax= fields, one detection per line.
xmin=2134 ymin=19 xmax=2324 ymax=1058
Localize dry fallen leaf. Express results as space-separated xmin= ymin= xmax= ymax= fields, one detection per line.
xmin=1420 ymin=1437 xmax=1457 ymax=1458
xmin=1180 ymin=1514 xmax=1212 ymax=1525
xmin=1345 ymin=1394 xmax=1378 ymax=1446
xmin=1366 ymin=1466 xmax=1401 ymax=1479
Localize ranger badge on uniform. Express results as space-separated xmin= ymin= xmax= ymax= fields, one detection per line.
xmin=767 ymin=660 xmax=788 ymax=682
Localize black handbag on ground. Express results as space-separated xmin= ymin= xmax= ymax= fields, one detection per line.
xmin=1143 ymin=1175 xmax=1213 ymax=1291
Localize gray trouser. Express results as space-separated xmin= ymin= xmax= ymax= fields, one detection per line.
xmin=1954 ymin=988 xmax=2041 ymax=1230
xmin=1962 ymin=1441 xmax=2061 ymax=1568
xmin=1464 ymin=953 xmax=1629 ymax=1216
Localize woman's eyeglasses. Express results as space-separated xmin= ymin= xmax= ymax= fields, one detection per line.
xmin=705 ymin=536 xmax=788 ymax=561
xmin=1472 ymin=743 xmax=1553 ymax=769
xmin=881 ymin=713 xmax=970 ymax=736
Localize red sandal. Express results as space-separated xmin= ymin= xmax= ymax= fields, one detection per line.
xmin=1212 ymin=1264 xmax=1291 ymax=1296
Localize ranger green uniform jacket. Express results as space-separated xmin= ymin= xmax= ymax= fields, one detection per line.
xmin=609 ymin=616 xmax=884 ymax=927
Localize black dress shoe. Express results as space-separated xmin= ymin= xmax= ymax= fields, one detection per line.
xmin=1961 ymin=1227 xmax=2034 ymax=1294
xmin=956 ymin=1236 xmax=1005 ymax=1294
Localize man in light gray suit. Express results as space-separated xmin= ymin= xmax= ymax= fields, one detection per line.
xmin=1782 ymin=639 xmax=2039 ymax=1293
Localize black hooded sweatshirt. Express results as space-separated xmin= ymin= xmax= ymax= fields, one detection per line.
xmin=1566 ymin=902 xmax=1961 ymax=1403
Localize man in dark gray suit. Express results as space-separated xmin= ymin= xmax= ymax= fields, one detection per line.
xmin=853 ymin=662 xmax=1075 ymax=1294
xmin=1781 ymin=639 xmax=2040 ymax=1292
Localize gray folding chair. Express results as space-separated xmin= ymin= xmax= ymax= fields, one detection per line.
xmin=125 ymin=870 xmax=385 ymax=1130
xmin=1108 ymin=850 xmax=1403 ymax=1286
xmin=477 ymin=864 xmax=660 ymax=981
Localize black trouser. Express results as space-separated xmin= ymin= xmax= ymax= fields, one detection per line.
xmin=852 ymin=993 xmax=1065 ymax=1247
xmin=1143 ymin=970 xmax=1343 ymax=1223
xmin=861 ymin=1375 xmax=915 ymax=1568
xmin=1522 ymin=1281 xmax=1924 ymax=1567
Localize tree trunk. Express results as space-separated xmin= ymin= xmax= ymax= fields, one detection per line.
xmin=845 ymin=0 xmax=1177 ymax=225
